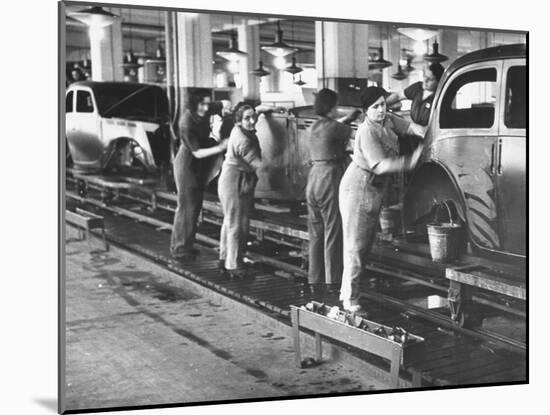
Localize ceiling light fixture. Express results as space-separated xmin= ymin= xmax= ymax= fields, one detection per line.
xmin=294 ymin=75 xmax=306 ymax=86
xmin=217 ymin=33 xmax=248 ymax=61
xmin=392 ymin=33 xmax=408 ymax=80
xmin=369 ymin=25 xmax=392 ymax=70
xmin=216 ymin=16 xmax=247 ymax=61
xmin=261 ymin=20 xmax=297 ymax=57
xmin=424 ymin=40 xmax=448 ymax=62
xmin=284 ymin=21 xmax=302 ymax=75
xmin=69 ymin=6 xmax=119 ymax=28
xmin=397 ymin=27 xmax=438 ymax=42
xmin=251 ymin=61 xmax=270 ymax=77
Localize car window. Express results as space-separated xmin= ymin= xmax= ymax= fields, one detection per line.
xmin=76 ymin=90 xmax=94 ymax=113
xmin=66 ymin=91 xmax=73 ymax=113
xmin=504 ymin=66 xmax=526 ymax=129
xmin=440 ymin=67 xmax=497 ymax=129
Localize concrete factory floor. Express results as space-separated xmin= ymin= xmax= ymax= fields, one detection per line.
xmin=62 ymin=226 xmax=387 ymax=412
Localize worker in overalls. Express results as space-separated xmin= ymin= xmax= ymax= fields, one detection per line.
xmin=306 ymin=88 xmax=357 ymax=294
xmin=170 ymin=90 xmax=228 ymax=259
xmin=339 ymin=87 xmax=425 ymax=313
xmin=218 ymin=105 xmax=262 ymax=278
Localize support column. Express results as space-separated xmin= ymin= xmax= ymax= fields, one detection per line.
xmin=175 ymin=13 xmax=213 ymax=87
xmin=439 ymin=30 xmax=458 ymax=66
xmin=237 ymin=21 xmax=261 ymax=101
xmin=315 ymin=21 xmax=369 ymax=103
xmin=89 ymin=21 xmax=123 ymax=81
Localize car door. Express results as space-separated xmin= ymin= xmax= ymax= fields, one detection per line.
xmin=495 ymin=59 xmax=526 ymax=256
xmin=69 ymin=88 xmax=103 ymax=168
xmin=431 ymin=60 xmax=502 ymax=252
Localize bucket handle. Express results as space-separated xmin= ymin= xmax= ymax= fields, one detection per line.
xmin=440 ymin=200 xmax=455 ymax=225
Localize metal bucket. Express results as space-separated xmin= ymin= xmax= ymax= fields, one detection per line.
xmin=427 ymin=223 xmax=462 ymax=263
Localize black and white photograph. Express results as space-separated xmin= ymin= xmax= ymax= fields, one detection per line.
xmin=56 ymin=0 xmax=531 ymax=412
xmin=4 ymin=0 xmax=542 ymax=413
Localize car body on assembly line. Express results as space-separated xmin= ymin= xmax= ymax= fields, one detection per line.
xmin=65 ymin=81 xmax=173 ymax=174
xmin=403 ymin=43 xmax=526 ymax=264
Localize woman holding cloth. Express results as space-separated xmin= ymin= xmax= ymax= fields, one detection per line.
xmin=171 ymin=91 xmax=228 ymax=259
xmin=218 ymin=105 xmax=262 ymax=278
xmin=339 ymin=87 xmax=425 ymax=313
xmin=386 ymin=63 xmax=444 ymax=154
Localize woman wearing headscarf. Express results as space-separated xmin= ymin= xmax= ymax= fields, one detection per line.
xmin=218 ymin=105 xmax=262 ymax=278
xmin=306 ymin=88 xmax=357 ymax=294
xmin=339 ymin=86 xmax=425 ymax=313
xmin=170 ymin=90 xmax=228 ymax=259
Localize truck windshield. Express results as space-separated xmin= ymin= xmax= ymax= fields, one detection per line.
xmin=94 ymin=83 xmax=169 ymax=122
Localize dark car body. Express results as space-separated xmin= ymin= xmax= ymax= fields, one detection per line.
xmin=403 ymin=44 xmax=526 ymax=262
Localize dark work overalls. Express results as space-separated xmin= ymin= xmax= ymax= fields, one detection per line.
xmin=306 ymin=117 xmax=352 ymax=288
xmin=400 ymin=81 xmax=434 ymax=155
xmin=170 ymin=110 xmax=211 ymax=257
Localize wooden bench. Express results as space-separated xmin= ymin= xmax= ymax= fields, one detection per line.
xmin=66 ymin=208 xmax=108 ymax=251
xmin=446 ymin=265 xmax=526 ymax=327
xmin=290 ymin=305 xmax=424 ymax=388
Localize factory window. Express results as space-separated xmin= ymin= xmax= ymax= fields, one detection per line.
xmin=504 ymin=66 xmax=526 ymax=129
xmin=440 ymin=67 xmax=497 ymax=129
xmin=66 ymin=91 xmax=73 ymax=113
xmin=76 ymin=90 xmax=94 ymax=113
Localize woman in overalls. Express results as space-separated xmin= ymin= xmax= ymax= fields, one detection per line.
xmin=306 ymin=88 xmax=356 ymax=294
xmin=339 ymin=87 xmax=425 ymax=313
xmin=170 ymin=91 xmax=228 ymax=259
xmin=386 ymin=62 xmax=444 ymax=154
xmin=218 ymin=105 xmax=262 ymax=278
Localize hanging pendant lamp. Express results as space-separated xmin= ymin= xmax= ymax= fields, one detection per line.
xmin=294 ymin=75 xmax=306 ymax=86
xmin=369 ymin=47 xmax=393 ymax=70
xmin=262 ymin=20 xmax=297 ymax=57
xmin=217 ymin=33 xmax=248 ymax=61
xmin=424 ymin=40 xmax=448 ymax=63
xmin=154 ymin=11 xmax=165 ymax=61
xmin=69 ymin=6 xmax=119 ymax=28
xmin=251 ymin=61 xmax=270 ymax=77
xmin=120 ymin=10 xmax=141 ymax=71
xmin=391 ymin=64 xmax=407 ymax=80
xmin=391 ymin=34 xmax=408 ymax=80
xmin=285 ymin=56 xmax=303 ymax=75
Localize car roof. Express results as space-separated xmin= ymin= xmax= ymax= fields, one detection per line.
xmin=68 ymin=81 xmax=164 ymax=92
xmin=440 ymin=43 xmax=526 ymax=85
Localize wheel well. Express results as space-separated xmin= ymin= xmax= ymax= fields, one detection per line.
xmin=403 ymin=162 xmax=466 ymax=230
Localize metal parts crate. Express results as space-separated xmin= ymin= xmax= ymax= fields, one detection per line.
xmin=290 ymin=304 xmax=424 ymax=387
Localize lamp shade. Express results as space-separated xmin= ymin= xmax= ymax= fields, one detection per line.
xmin=397 ymin=27 xmax=438 ymax=42
xmin=294 ymin=75 xmax=306 ymax=86
xmin=424 ymin=41 xmax=448 ymax=63
xmin=369 ymin=47 xmax=393 ymax=70
xmin=251 ymin=61 xmax=270 ymax=77
xmin=69 ymin=6 xmax=119 ymax=28
xmin=261 ymin=22 xmax=298 ymax=57
xmin=216 ymin=34 xmax=248 ymax=61
xmin=391 ymin=64 xmax=408 ymax=80
xmin=285 ymin=57 xmax=303 ymax=75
